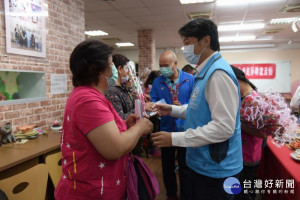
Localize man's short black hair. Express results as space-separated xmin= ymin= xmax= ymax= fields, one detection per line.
xmin=113 ymin=54 xmax=129 ymax=70
xmin=144 ymin=70 xmax=161 ymax=88
xmin=69 ymin=40 xmax=112 ymax=87
xmin=178 ymin=18 xmax=220 ymax=51
xmin=182 ymin=64 xmax=195 ymax=73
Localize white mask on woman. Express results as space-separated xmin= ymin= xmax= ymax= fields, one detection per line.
xmin=121 ymin=75 xmax=129 ymax=83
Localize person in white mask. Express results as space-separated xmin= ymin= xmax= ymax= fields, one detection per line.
xmin=105 ymin=54 xmax=155 ymax=156
xmin=105 ymin=54 xmax=135 ymax=120
xmin=151 ymin=18 xmax=243 ymax=200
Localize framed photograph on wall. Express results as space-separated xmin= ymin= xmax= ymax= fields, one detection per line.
xmin=4 ymin=0 xmax=47 ymax=58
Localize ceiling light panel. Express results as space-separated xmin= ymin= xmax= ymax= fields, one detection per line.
xmin=256 ymin=35 xmax=273 ymax=40
xmin=219 ymin=35 xmax=256 ymax=42
xmin=221 ymin=43 xmax=275 ymax=50
xmin=180 ymin=0 xmax=214 ymax=4
xmin=85 ymin=30 xmax=108 ymax=36
xmin=115 ymin=42 xmax=134 ymax=47
xmin=216 ymin=0 xmax=282 ymax=6
xmin=218 ymin=23 xmax=265 ymax=31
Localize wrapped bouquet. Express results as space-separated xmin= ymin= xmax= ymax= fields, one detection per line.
xmin=240 ymin=88 xmax=298 ymax=147
xmin=127 ymin=62 xmax=146 ymax=118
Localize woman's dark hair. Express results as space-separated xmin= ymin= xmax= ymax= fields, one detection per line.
xmin=113 ymin=54 xmax=129 ymax=70
xmin=182 ymin=64 xmax=195 ymax=73
xmin=69 ymin=40 xmax=112 ymax=87
xmin=231 ymin=65 xmax=257 ymax=91
xmin=178 ymin=18 xmax=220 ymax=51
xmin=144 ymin=70 xmax=161 ymax=88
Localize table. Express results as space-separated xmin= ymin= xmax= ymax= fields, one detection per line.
xmin=258 ymin=137 xmax=300 ymax=200
xmin=0 ymin=130 xmax=61 ymax=173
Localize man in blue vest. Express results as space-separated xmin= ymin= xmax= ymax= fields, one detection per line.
xmin=151 ymin=18 xmax=243 ymax=200
xmin=150 ymin=50 xmax=194 ymax=200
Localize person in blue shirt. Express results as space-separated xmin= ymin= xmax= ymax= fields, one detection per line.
xmin=151 ymin=18 xmax=243 ymax=200
xmin=150 ymin=50 xmax=194 ymax=200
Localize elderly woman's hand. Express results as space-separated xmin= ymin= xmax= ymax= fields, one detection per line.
xmin=125 ymin=114 xmax=139 ymax=128
xmin=136 ymin=118 xmax=153 ymax=135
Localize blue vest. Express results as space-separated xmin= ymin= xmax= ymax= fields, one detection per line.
xmin=184 ymin=53 xmax=243 ymax=178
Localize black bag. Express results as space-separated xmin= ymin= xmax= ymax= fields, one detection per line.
xmin=0 ymin=189 xmax=8 ymax=200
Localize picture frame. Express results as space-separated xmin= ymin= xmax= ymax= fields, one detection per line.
xmin=4 ymin=0 xmax=47 ymax=58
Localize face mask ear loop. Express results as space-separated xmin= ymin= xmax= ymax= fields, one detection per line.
xmin=200 ymin=46 xmax=206 ymax=55
xmin=101 ymin=74 xmax=108 ymax=80
xmin=194 ymin=40 xmax=200 ymax=47
xmin=198 ymin=36 xmax=209 ymax=55
xmin=193 ymin=40 xmax=204 ymax=55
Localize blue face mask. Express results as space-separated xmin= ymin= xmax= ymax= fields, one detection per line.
xmin=160 ymin=66 xmax=173 ymax=78
xmin=110 ymin=64 xmax=118 ymax=84
xmin=103 ymin=64 xmax=118 ymax=87
xmin=183 ymin=40 xmax=206 ymax=65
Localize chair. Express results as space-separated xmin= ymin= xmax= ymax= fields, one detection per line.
xmin=0 ymin=164 xmax=48 ymax=200
xmin=45 ymin=151 xmax=62 ymax=188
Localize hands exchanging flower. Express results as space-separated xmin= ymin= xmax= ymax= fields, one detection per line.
xmin=141 ymin=103 xmax=174 ymax=148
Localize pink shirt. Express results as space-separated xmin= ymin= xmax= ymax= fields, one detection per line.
xmin=241 ymin=90 xmax=263 ymax=164
xmin=55 ymin=86 xmax=128 ymax=200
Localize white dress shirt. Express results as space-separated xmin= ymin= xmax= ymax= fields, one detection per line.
xmin=171 ymin=52 xmax=239 ymax=147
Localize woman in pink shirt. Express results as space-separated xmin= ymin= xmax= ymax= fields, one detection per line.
xmin=55 ymin=40 xmax=153 ymax=200
xmin=231 ymin=66 xmax=264 ymax=200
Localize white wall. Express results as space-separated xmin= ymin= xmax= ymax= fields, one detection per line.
xmin=115 ymin=48 xmax=187 ymax=71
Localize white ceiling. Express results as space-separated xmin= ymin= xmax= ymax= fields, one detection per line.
xmin=84 ymin=0 xmax=300 ymax=51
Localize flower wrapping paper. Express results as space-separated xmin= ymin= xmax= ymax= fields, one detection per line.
xmin=240 ymin=88 xmax=298 ymax=147
xmin=127 ymin=63 xmax=146 ymax=117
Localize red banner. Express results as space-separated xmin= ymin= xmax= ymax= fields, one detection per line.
xmin=232 ymin=63 xmax=276 ymax=79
